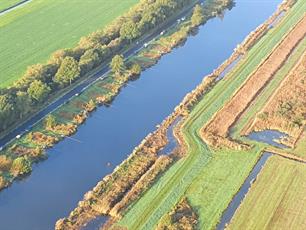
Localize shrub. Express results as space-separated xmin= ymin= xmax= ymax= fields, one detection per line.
xmin=0 ymin=155 xmax=13 ymax=171
xmin=0 ymin=175 xmax=8 ymax=190
xmin=10 ymin=156 xmax=32 ymax=177
xmin=45 ymin=114 xmax=57 ymax=130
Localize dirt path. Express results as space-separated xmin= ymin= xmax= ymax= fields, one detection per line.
xmin=202 ymin=15 xmax=306 ymax=143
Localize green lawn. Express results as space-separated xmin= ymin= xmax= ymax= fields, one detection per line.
xmin=228 ymin=155 xmax=306 ymax=230
xmin=115 ymin=1 xmax=306 ymax=229
xmin=0 ymin=0 xmax=22 ymax=12
xmin=0 ymin=0 xmax=138 ymax=87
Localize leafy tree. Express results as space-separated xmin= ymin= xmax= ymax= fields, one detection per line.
xmin=110 ymin=55 xmax=125 ymax=76
xmin=191 ymin=4 xmax=204 ymax=27
xmin=79 ymin=49 xmax=100 ymax=75
xmin=15 ymin=91 xmax=32 ymax=118
xmin=0 ymin=94 xmax=14 ymax=130
xmin=54 ymin=56 xmax=80 ymax=86
xmin=120 ymin=20 xmax=140 ymax=41
xmin=45 ymin=114 xmax=57 ymax=129
xmin=10 ymin=156 xmax=32 ymax=177
xmin=27 ymin=80 xmax=51 ymax=103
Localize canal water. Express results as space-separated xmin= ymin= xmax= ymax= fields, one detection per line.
xmin=158 ymin=117 xmax=182 ymax=155
xmin=0 ymin=1 xmax=281 ymax=229
xmin=248 ymin=130 xmax=288 ymax=148
xmin=216 ymin=152 xmax=272 ymax=230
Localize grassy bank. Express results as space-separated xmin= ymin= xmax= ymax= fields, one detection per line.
xmin=0 ymin=0 xmax=139 ymax=87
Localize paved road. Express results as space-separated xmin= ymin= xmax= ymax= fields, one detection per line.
xmin=0 ymin=0 xmax=203 ymax=149
xmin=0 ymin=0 xmax=32 ymax=16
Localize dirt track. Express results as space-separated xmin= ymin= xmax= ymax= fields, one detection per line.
xmin=202 ymin=15 xmax=306 ymax=142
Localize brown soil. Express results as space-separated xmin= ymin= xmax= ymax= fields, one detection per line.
xmin=202 ymin=15 xmax=306 ymax=148
xmin=57 ymin=110 xmax=75 ymax=120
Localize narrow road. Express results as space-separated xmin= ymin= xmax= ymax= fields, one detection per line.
xmin=0 ymin=0 xmax=203 ymax=149
xmin=0 ymin=0 xmax=32 ymax=16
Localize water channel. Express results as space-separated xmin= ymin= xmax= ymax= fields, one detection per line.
xmin=0 ymin=1 xmax=281 ymax=229
xmin=216 ymin=152 xmax=272 ymax=230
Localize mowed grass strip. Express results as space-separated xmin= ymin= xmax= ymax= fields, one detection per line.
xmin=228 ymin=155 xmax=306 ymax=230
xmin=0 ymin=0 xmax=139 ymax=87
xmin=0 ymin=0 xmax=22 ymax=12
xmin=115 ymin=1 xmax=306 ymax=229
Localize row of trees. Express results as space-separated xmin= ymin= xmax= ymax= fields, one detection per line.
xmin=0 ymin=0 xmax=193 ymax=132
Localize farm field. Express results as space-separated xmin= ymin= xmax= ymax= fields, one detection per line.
xmin=0 ymin=0 xmax=22 ymax=12
xmin=112 ymin=0 xmax=306 ymax=229
xmin=228 ymin=155 xmax=306 ymax=230
xmin=0 ymin=0 xmax=138 ymax=87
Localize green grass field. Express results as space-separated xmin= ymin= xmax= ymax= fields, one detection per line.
xmin=228 ymin=155 xmax=306 ymax=230
xmin=0 ymin=0 xmax=138 ymax=87
xmin=0 ymin=0 xmax=22 ymax=12
xmin=114 ymin=1 xmax=306 ymax=229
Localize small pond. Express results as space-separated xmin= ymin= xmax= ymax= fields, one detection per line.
xmin=248 ymin=130 xmax=288 ymax=148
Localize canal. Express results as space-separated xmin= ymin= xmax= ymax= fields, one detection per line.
xmin=0 ymin=1 xmax=281 ymax=229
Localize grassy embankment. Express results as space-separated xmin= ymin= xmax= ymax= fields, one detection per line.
xmin=115 ymin=1 xmax=306 ymax=229
xmin=0 ymin=0 xmax=138 ymax=87
xmin=228 ymin=155 xmax=306 ymax=230
xmin=0 ymin=0 xmax=23 ymax=12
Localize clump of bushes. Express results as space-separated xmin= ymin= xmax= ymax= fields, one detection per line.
xmin=157 ymin=197 xmax=198 ymax=230
xmin=27 ymin=132 xmax=59 ymax=148
xmin=0 ymin=174 xmax=9 ymax=190
xmin=0 ymin=155 xmax=13 ymax=171
xmin=10 ymin=156 xmax=32 ymax=177
xmin=9 ymin=145 xmax=44 ymax=158
xmin=84 ymin=99 xmax=97 ymax=112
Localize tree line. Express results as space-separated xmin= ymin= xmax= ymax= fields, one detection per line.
xmin=0 ymin=0 xmax=192 ymax=132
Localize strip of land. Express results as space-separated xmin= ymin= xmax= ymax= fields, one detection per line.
xmin=227 ymin=155 xmax=306 ymax=230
